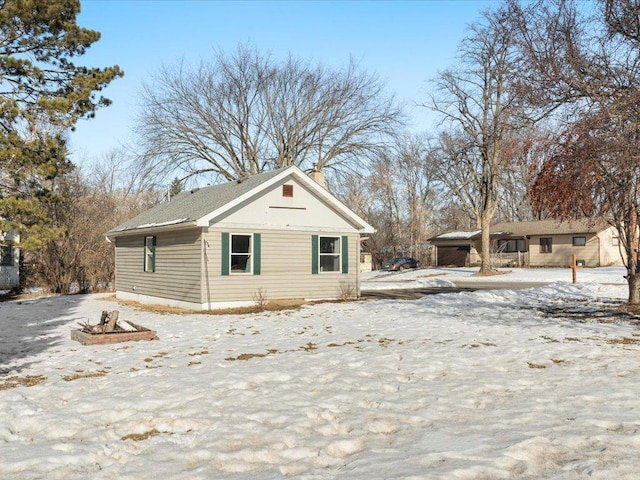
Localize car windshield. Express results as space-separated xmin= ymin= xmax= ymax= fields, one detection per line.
xmin=386 ymin=258 xmax=400 ymax=263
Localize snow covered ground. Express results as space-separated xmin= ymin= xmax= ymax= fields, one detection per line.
xmin=2 ymin=267 xmax=640 ymax=479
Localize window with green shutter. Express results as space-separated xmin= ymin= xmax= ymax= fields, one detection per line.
xmin=312 ymin=235 xmax=346 ymax=273
xmin=222 ymin=232 xmax=261 ymax=275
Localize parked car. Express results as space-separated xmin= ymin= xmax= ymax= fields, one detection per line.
xmin=384 ymin=257 xmax=420 ymax=271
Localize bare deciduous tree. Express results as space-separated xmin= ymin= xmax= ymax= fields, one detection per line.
xmin=137 ymin=44 xmax=403 ymax=183
xmin=510 ymin=0 xmax=640 ymax=303
xmin=334 ymin=134 xmax=441 ymax=268
xmin=425 ymin=7 xmax=535 ymax=273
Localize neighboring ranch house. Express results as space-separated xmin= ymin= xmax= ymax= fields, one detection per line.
xmin=0 ymin=229 xmax=20 ymax=290
xmin=430 ymin=219 xmax=624 ymax=268
xmin=488 ymin=219 xmax=623 ymax=267
xmin=106 ymin=166 xmax=375 ymax=310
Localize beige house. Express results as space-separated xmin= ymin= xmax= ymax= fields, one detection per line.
xmin=488 ymin=219 xmax=623 ymax=267
xmin=0 ymin=229 xmax=20 ymax=290
xmin=106 ymin=166 xmax=375 ymax=310
xmin=430 ymin=219 xmax=624 ymax=268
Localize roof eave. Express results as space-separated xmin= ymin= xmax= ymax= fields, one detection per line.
xmin=106 ymin=220 xmax=200 ymax=239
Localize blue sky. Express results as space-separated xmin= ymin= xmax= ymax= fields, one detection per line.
xmin=71 ymin=0 xmax=500 ymax=163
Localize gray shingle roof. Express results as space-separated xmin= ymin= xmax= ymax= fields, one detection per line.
xmin=489 ymin=218 xmax=610 ymax=237
xmin=108 ymin=168 xmax=286 ymax=235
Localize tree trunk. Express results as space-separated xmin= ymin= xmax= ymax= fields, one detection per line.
xmin=479 ymin=210 xmax=493 ymax=273
xmin=628 ymin=272 xmax=640 ymax=304
xmin=627 ymin=209 xmax=640 ymax=304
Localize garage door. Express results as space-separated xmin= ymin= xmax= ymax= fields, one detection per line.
xmin=437 ymin=246 xmax=470 ymax=267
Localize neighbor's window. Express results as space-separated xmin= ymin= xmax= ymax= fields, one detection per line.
xmin=319 ymin=236 xmax=340 ymax=272
xmin=573 ymin=236 xmax=586 ymax=247
xmin=540 ymin=237 xmax=552 ymax=254
xmin=498 ymin=239 xmax=527 ymax=253
xmin=0 ymin=244 xmax=13 ymax=266
xmin=231 ymin=234 xmax=252 ymax=273
xmin=144 ymin=236 xmax=156 ymax=272
xmin=612 ymin=236 xmax=619 ymax=246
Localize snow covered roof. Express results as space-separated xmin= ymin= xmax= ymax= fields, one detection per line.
xmin=430 ymin=219 xmax=611 ymax=242
xmin=429 ymin=230 xmax=480 ymax=241
xmin=489 ymin=218 xmax=611 ymax=237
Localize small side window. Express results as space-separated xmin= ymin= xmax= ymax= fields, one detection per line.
xmin=144 ymin=236 xmax=156 ymax=272
xmin=540 ymin=237 xmax=552 ymax=254
xmin=573 ymin=236 xmax=586 ymax=247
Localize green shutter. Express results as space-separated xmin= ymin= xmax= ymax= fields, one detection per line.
xmin=253 ymin=233 xmax=261 ymax=275
xmin=151 ymin=236 xmax=157 ymax=272
xmin=341 ymin=235 xmax=348 ymax=274
xmin=221 ymin=232 xmax=230 ymax=276
xmin=311 ymin=235 xmax=319 ymax=274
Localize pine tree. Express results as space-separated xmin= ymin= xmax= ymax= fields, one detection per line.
xmin=0 ymin=0 xmax=123 ymax=248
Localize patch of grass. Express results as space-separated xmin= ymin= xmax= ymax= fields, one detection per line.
xmin=541 ymin=335 xmax=560 ymax=343
xmin=551 ymin=358 xmax=566 ymax=364
xmin=121 ymin=428 xmax=161 ymax=441
xmin=206 ymin=302 xmax=304 ymax=316
xmin=226 ymin=352 xmax=271 ymax=361
xmin=608 ymin=337 xmax=640 ymax=345
xmin=0 ymin=375 xmax=47 ymax=390
xmin=301 ymin=342 xmax=317 ymax=352
xmin=63 ymin=370 xmax=107 ymax=382
xmin=116 ymin=299 xmax=194 ymax=315
xmin=527 ymin=362 xmax=547 ymax=369
xmin=188 ymin=349 xmax=209 ymax=357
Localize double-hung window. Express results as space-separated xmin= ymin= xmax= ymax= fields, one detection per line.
xmin=319 ymin=236 xmax=341 ymax=272
xmin=144 ymin=236 xmax=156 ymax=272
xmin=312 ymin=235 xmax=348 ymax=274
xmin=231 ymin=234 xmax=252 ymax=273
xmin=540 ymin=237 xmax=552 ymax=254
xmin=221 ymin=232 xmax=261 ymax=275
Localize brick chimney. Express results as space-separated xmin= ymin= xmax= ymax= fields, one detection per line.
xmin=310 ymin=163 xmax=328 ymax=190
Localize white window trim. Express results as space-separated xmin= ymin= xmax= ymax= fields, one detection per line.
xmin=230 ymin=233 xmax=253 ymax=274
xmin=144 ymin=236 xmax=155 ymax=272
xmin=319 ymin=235 xmax=341 ymax=273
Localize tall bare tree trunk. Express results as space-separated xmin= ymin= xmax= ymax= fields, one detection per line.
xmin=479 ymin=205 xmax=494 ymax=273
xmin=627 ymin=208 xmax=640 ymax=304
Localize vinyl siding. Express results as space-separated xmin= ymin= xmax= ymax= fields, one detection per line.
xmin=203 ymin=228 xmax=358 ymax=304
xmin=115 ymin=228 xmax=202 ymax=303
xmin=529 ymin=233 xmax=600 ymax=267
